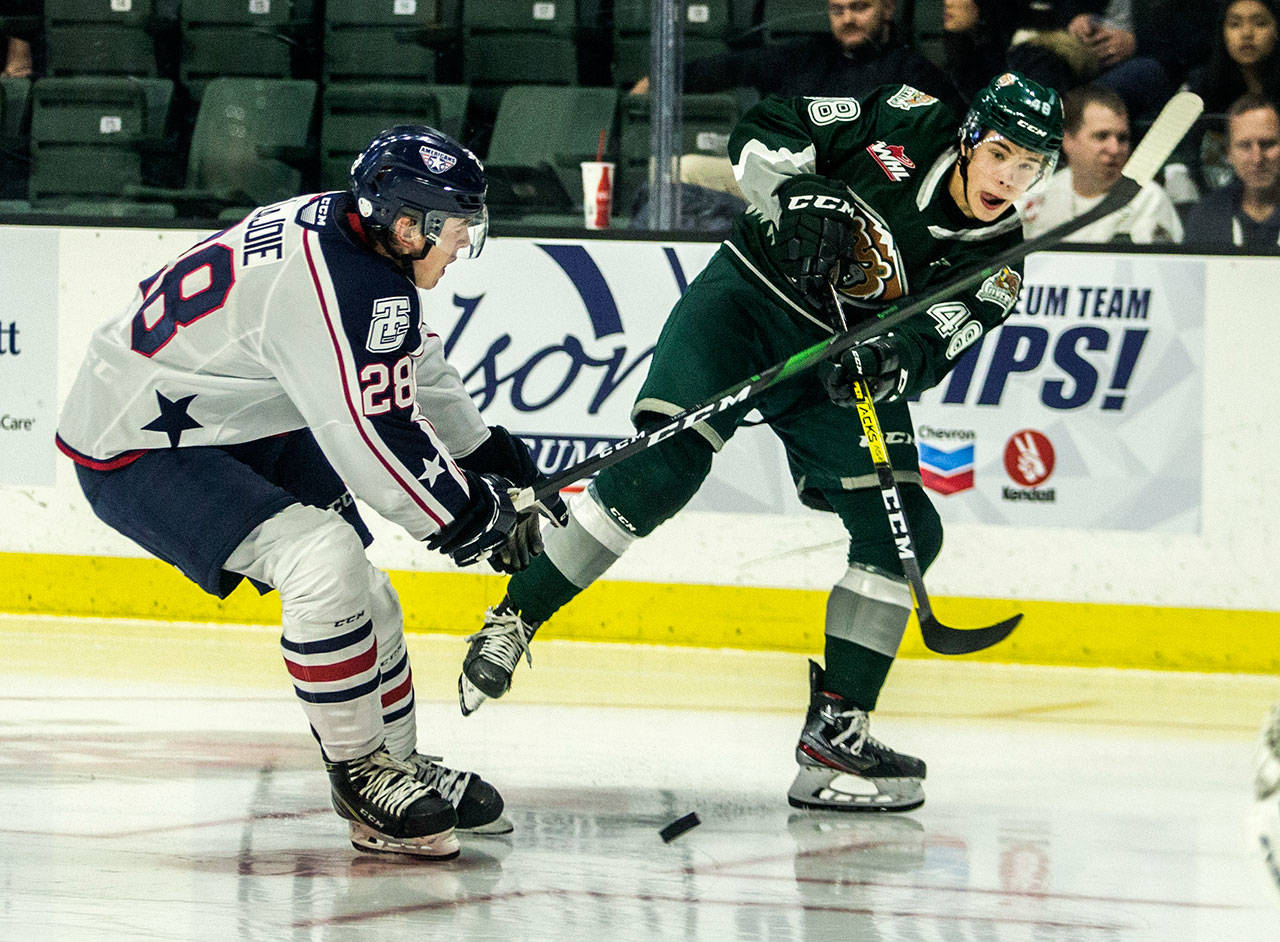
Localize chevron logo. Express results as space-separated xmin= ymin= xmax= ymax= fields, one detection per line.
xmin=919 ymin=441 xmax=975 ymax=495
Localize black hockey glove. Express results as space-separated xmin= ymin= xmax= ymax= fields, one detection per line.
xmin=821 ymin=334 xmax=910 ymax=405
xmin=425 ymin=471 xmax=519 ymax=567
xmin=773 ymin=174 xmax=858 ymax=319
xmin=458 ymin=425 xmax=568 ymax=528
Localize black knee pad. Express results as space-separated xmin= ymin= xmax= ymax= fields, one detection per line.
xmin=591 ymin=422 xmax=714 ymax=538
xmin=823 ymin=483 xmax=943 ymax=576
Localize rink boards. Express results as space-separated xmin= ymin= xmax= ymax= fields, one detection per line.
xmin=0 ymin=223 xmax=1276 ymax=674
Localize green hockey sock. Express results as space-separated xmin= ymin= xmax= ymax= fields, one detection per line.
xmin=506 ymin=551 xmax=582 ymax=626
xmin=822 ymin=636 xmax=894 ymax=713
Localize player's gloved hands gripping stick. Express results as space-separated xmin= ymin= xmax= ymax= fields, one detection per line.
xmin=773 ymin=173 xmax=858 ymax=320
xmin=425 ymin=471 xmax=519 ymax=567
xmin=821 ymin=333 xmax=910 ymax=404
xmin=456 ymin=426 xmax=568 ymax=573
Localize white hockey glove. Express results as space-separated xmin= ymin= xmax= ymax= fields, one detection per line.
xmin=820 ymin=333 xmax=910 ymax=405
xmin=425 ymin=472 xmax=518 ymax=567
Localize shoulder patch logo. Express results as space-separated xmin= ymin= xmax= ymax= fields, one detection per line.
xmin=296 ymin=194 xmax=332 ymax=231
xmin=806 ymin=97 xmax=860 ymax=126
xmin=835 ymin=216 xmax=904 ymax=303
xmin=976 ymin=266 xmax=1023 ymax=313
xmin=367 ymin=296 xmax=413 ymax=352
xmin=887 ymin=86 xmax=938 ymax=111
xmin=867 ymin=141 xmax=915 ymax=181
xmin=419 ymin=145 xmax=457 ymax=174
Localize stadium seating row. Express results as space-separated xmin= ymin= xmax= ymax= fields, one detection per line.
xmin=31 ymin=0 xmax=850 ymax=92
xmin=0 ymin=75 xmax=753 ymax=226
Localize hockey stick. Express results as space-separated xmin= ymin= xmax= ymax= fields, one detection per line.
xmin=848 ymin=375 xmax=1019 ymax=653
xmin=512 ymin=92 xmax=1203 ymax=513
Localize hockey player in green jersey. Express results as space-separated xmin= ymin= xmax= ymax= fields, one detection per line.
xmin=459 ymin=73 xmax=1064 ymax=811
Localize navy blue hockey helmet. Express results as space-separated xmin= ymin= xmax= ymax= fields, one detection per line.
xmin=349 ymin=125 xmax=489 ymax=259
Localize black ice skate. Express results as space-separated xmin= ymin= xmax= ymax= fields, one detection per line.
xmin=458 ymin=599 xmax=538 ymax=716
xmin=787 ymin=660 xmax=926 ymax=812
xmin=406 ymin=752 xmax=513 ymax=834
xmin=325 ymin=747 xmax=460 ymax=858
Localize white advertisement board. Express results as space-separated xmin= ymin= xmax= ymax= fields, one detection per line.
xmin=424 ymin=237 xmax=804 ymax=514
xmin=0 ymin=227 xmax=59 ymax=486
xmin=914 ymin=252 xmax=1205 ymax=532
xmin=431 ymin=241 xmax=1206 ymax=532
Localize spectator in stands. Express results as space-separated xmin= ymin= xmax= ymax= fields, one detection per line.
xmin=629 ymin=0 xmax=961 ymax=110
xmin=942 ymin=0 xmax=1017 ymax=100
xmin=1185 ymin=93 xmax=1280 ymax=249
xmin=942 ymin=0 xmax=1099 ymax=99
xmin=1055 ymin=0 xmax=1213 ymax=125
xmin=2 ymin=35 xmax=33 ymax=77
xmin=1017 ymin=83 xmax=1183 ymax=241
xmin=1 ymin=0 xmax=40 ymax=78
xmin=1179 ymin=0 xmax=1280 ymax=192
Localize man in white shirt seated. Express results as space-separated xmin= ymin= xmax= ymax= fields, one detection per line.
xmin=1017 ymin=83 xmax=1183 ymax=243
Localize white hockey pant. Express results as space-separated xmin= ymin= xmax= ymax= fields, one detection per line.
xmin=224 ymin=503 xmax=416 ymax=762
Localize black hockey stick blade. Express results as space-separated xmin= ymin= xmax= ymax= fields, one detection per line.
xmin=512 ymin=92 xmax=1204 ymax=512
xmin=850 ymin=377 xmax=1022 ymax=656
xmin=919 ymin=610 xmax=1023 ymax=656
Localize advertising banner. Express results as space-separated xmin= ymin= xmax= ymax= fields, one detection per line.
xmin=425 ymin=238 xmax=802 ymax=514
xmin=913 ymin=252 xmax=1205 ymax=533
xmin=0 ymin=227 xmax=59 ymax=486
xmin=433 ymin=241 xmax=1205 ymax=533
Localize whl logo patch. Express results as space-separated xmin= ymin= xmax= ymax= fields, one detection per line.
xmin=867 ymin=141 xmax=914 ymax=181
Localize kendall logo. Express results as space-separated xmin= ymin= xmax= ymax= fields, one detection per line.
xmin=1004 ymin=429 xmax=1054 ymax=487
xmin=419 ymin=145 xmax=456 ymax=174
xmin=867 ymin=141 xmax=915 ymax=181
xmin=1002 ymin=429 xmax=1058 ymax=504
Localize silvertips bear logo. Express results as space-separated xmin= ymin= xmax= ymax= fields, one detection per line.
xmin=419 ymin=146 xmax=457 ymax=174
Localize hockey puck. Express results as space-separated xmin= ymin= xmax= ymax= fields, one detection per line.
xmin=659 ymin=812 xmax=701 ymax=843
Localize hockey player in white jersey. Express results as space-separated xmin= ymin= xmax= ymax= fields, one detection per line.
xmin=55 ymin=126 xmax=565 ymax=859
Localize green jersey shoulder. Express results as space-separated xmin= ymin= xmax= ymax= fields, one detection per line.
xmin=726 ymin=83 xmax=1027 ymax=393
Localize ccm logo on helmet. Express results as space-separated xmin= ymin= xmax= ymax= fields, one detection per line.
xmin=1015 ymin=118 xmax=1049 ymax=138
xmin=786 ymin=194 xmax=855 ymax=214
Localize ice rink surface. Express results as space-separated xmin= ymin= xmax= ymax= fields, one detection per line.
xmin=2 ymin=613 xmax=1278 ymax=941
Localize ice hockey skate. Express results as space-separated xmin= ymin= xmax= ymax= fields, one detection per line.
xmin=787 ymin=660 xmax=925 ymax=812
xmin=325 ymin=747 xmax=460 ymax=858
xmin=459 ymin=600 xmax=538 ymax=715
xmin=1250 ymin=704 xmax=1280 ymax=905
xmin=406 ymin=752 xmax=513 ymax=834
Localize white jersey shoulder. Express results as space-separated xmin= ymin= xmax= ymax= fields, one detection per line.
xmin=56 ymin=193 xmax=487 ymax=540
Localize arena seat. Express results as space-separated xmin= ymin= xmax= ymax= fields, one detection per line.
xmin=319 ymin=82 xmax=469 ymax=190
xmin=124 ymin=77 xmax=316 ymax=220
xmin=27 ymin=76 xmax=172 ymax=212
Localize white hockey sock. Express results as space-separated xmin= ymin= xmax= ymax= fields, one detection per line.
xmin=368 ymin=566 xmax=417 ymax=760
xmin=825 ymin=564 xmax=912 ymax=657
xmin=226 ymin=503 xmax=385 ymax=761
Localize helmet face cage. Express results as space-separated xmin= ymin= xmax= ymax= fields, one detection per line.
xmin=350 ymin=125 xmax=489 ymax=260
xmin=421 ymin=205 xmax=489 ymax=260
